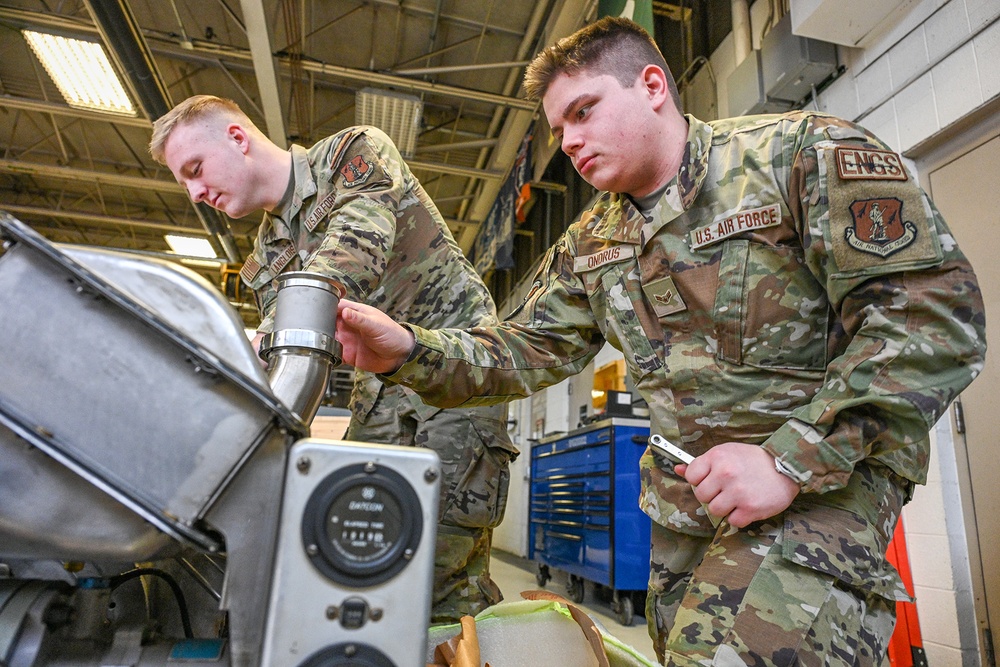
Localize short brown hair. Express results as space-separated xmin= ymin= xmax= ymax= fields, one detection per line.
xmin=148 ymin=95 xmax=251 ymax=164
xmin=523 ymin=16 xmax=681 ymax=111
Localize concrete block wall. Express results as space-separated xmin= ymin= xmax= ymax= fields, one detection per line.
xmin=689 ymin=0 xmax=999 ymax=155
xmin=828 ymin=0 xmax=1000 ymax=153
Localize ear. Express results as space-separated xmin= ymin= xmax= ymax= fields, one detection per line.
xmin=227 ymin=123 xmax=251 ymax=154
xmin=639 ymin=64 xmax=670 ymax=112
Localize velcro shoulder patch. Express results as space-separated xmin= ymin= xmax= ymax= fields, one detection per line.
xmin=340 ymin=154 xmax=375 ymax=187
xmin=331 ymin=133 xmax=390 ymax=191
xmin=825 ymin=147 xmax=940 ymax=274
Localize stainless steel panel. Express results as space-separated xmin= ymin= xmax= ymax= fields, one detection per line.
xmin=0 ymin=214 xmax=304 ymax=555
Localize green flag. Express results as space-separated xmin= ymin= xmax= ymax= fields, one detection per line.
xmin=598 ymin=0 xmax=655 ymax=36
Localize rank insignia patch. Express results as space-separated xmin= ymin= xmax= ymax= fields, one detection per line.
xmin=643 ymin=276 xmax=686 ymax=317
xmin=845 ymin=197 xmax=917 ymax=257
xmin=239 ymin=255 xmax=261 ymax=284
xmin=340 ymin=154 xmax=374 ymax=188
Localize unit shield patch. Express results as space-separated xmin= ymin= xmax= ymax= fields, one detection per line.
xmin=845 ymin=197 xmax=917 ymax=257
xmin=340 ymin=154 xmax=374 ymax=188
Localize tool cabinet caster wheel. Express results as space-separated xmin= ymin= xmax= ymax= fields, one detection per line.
xmin=567 ymin=575 xmax=585 ymax=603
xmin=615 ymin=594 xmax=634 ymax=626
xmin=535 ymin=565 xmax=550 ymax=587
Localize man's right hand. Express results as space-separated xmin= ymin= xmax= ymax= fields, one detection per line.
xmin=336 ymin=299 xmax=416 ymax=374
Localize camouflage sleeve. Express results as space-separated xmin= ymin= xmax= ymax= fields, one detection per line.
xmin=303 ymin=128 xmax=403 ymax=302
xmin=760 ymin=116 xmax=987 ymax=494
xmin=384 ymin=238 xmax=606 ymax=407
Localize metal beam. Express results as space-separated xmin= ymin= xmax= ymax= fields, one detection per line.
xmin=0 ymin=158 xmax=184 ymax=193
xmin=0 ymin=203 xmax=205 ymax=235
xmin=238 ymin=0 xmax=287 ymax=147
xmin=0 ymin=96 xmax=151 ymax=128
xmin=392 ymin=61 xmax=530 ymax=77
xmin=83 ymin=0 xmax=173 ymax=119
xmin=406 ymin=159 xmax=503 ymax=181
xmin=415 ymin=138 xmax=498 ymax=154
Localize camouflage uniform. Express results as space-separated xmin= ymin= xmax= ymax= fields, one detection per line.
xmin=382 ymin=112 xmax=986 ymax=663
xmin=241 ymin=125 xmax=518 ymax=623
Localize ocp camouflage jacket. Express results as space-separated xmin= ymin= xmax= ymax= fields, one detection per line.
xmin=387 ymin=112 xmax=986 ymax=552
xmin=242 ymin=125 xmax=500 ymax=422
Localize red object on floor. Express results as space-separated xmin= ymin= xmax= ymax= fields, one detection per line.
xmin=885 ymin=517 xmax=924 ymax=667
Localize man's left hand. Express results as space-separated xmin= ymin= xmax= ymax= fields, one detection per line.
xmin=675 ymin=443 xmax=800 ymax=528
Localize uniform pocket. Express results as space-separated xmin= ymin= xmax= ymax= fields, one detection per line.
xmin=714 ymin=240 xmax=830 ymax=371
xmin=780 ymin=464 xmax=911 ymax=602
xmin=349 ymin=371 xmax=385 ymax=424
xmin=437 ymin=412 xmax=512 ymax=529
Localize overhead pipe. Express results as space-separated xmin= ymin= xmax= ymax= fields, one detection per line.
xmin=731 ymin=0 xmax=752 ymax=66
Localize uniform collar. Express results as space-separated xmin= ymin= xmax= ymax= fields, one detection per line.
xmin=264 ymin=144 xmax=317 ymax=240
xmin=590 ymin=115 xmax=713 ymax=248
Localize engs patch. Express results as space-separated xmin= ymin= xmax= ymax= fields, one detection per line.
xmin=824 ymin=146 xmax=941 ymax=274
xmin=835 ymin=147 xmax=907 ymax=181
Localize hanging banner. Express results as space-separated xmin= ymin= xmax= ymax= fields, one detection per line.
xmin=473 ymin=124 xmax=534 ymax=274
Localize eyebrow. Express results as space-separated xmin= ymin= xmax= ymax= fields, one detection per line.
xmin=558 ymin=93 xmax=591 ymax=123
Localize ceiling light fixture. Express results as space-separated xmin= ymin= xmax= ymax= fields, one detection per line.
xmin=355 ymin=88 xmax=423 ymax=158
xmin=22 ymin=30 xmax=136 ymax=116
xmin=164 ymin=234 xmax=217 ymax=259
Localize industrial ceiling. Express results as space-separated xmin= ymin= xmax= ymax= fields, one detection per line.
xmin=0 ymin=0 xmax=729 ymax=326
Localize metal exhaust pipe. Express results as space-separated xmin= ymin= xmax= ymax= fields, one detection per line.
xmin=260 ymin=272 xmax=345 ymax=424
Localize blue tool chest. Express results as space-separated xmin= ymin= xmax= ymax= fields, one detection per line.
xmin=528 ymin=417 xmax=651 ymax=624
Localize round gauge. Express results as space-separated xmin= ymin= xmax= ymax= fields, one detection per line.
xmin=297 ymin=642 xmax=396 ymax=667
xmin=302 ymin=463 xmax=422 ymax=587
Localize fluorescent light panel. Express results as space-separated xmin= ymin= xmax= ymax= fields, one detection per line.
xmin=22 ymin=30 xmax=135 ymax=116
xmin=164 ymin=234 xmax=217 ymax=258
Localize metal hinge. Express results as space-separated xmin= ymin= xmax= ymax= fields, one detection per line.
xmin=953 ymin=399 xmax=966 ymax=435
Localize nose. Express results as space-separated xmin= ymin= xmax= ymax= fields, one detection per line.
xmin=186 ymin=180 xmax=207 ymax=204
xmin=561 ymin=127 xmax=582 ymax=156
